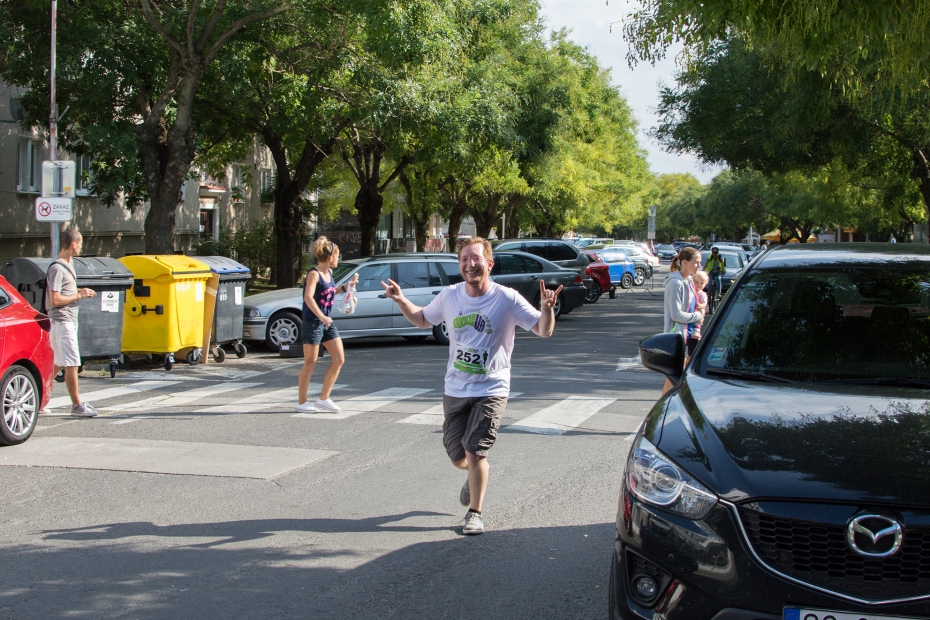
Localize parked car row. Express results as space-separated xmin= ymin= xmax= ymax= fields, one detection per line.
xmin=244 ymin=249 xmax=593 ymax=351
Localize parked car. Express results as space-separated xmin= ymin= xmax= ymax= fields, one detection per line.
xmin=654 ymin=244 xmax=678 ymax=261
xmin=613 ymin=243 xmax=930 ymax=620
xmin=490 ymin=251 xmax=587 ymax=318
xmin=587 ymin=245 xmax=655 ymax=283
xmin=701 ymin=248 xmax=745 ymax=293
xmin=244 ymin=253 xmax=460 ymax=350
xmin=584 ymin=260 xmax=612 ymax=303
xmin=493 ymin=239 xmax=591 ymax=280
xmin=587 ymin=249 xmax=637 ymax=288
xmin=0 ymin=275 xmax=54 ymax=446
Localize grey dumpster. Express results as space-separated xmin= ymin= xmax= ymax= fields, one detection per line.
xmin=0 ymin=257 xmax=133 ymax=377
xmin=197 ymin=256 xmax=251 ymax=362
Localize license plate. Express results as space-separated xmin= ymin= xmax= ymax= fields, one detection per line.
xmin=784 ymin=608 xmax=927 ymax=620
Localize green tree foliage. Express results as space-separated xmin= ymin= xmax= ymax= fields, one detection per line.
xmin=654 ymin=38 xmax=930 ymax=234
xmin=0 ymin=0 xmax=289 ymax=253
xmin=624 ymin=0 xmax=930 ymax=94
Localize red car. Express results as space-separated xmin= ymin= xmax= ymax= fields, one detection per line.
xmin=0 ymin=275 xmax=54 ymax=445
xmin=585 ymin=260 xmax=612 ymax=303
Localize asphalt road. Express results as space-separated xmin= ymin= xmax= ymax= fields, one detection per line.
xmin=1 ymin=285 xmax=667 ymax=620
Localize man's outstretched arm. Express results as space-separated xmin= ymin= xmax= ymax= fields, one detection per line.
xmin=381 ymin=279 xmax=432 ymax=328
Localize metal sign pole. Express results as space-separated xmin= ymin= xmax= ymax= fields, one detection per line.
xmin=49 ymin=0 xmax=60 ymax=257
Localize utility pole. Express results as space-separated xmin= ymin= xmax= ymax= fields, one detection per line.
xmin=49 ymin=0 xmax=59 ymax=257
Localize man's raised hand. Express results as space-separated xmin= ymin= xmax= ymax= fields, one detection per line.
xmin=538 ymin=280 xmax=563 ymax=310
xmin=381 ymin=279 xmax=404 ymax=301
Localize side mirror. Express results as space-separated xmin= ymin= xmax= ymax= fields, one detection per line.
xmin=639 ymin=333 xmax=685 ymax=382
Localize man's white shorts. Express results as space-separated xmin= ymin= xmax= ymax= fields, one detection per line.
xmin=50 ymin=321 xmax=81 ymax=367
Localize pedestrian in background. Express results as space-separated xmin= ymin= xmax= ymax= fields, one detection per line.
xmin=662 ymin=247 xmax=704 ymax=395
xmin=45 ymin=228 xmax=98 ymax=416
xmin=382 ymin=237 xmax=561 ymax=535
xmin=295 ymin=237 xmax=358 ymax=413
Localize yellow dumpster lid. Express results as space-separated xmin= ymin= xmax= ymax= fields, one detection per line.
xmin=119 ymin=255 xmax=212 ymax=278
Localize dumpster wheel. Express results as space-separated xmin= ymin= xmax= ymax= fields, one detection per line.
xmin=186 ymin=349 xmax=201 ymax=365
xmin=233 ymin=342 xmax=247 ymax=358
xmin=109 ymin=361 xmax=118 ymax=378
xmin=212 ymin=347 xmax=226 ymax=363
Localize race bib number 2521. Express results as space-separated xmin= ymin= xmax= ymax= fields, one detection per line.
xmin=453 ymin=344 xmax=490 ymax=375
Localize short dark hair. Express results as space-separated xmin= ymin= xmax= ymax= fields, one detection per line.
xmin=60 ymin=228 xmax=82 ymax=248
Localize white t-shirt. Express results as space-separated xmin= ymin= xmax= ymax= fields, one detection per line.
xmin=422 ymin=282 xmax=541 ymax=398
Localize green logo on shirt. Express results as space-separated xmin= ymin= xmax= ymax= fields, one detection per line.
xmin=452 ymin=312 xmax=493 ymax=334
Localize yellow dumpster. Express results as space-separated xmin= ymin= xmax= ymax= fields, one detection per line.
xmin=118 ymin=255 xmax=212 ymax=370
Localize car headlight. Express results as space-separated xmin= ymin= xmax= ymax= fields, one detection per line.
xmin=245 ymin=308 xmax=261 ymax=318
xmin=627 ymin=436 xmax=717 ymax=519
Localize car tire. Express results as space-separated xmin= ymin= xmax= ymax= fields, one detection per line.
xmin=584 ymin=282 xmax=601 ymax=304
xmin=620 ymin=272 xmax=634 ymax=289
xmin=265 ymin=311 xmax=302 ymax=352
xmin=633 ymin=267 xmax=646 ymax=286
xmin=645 ymin=264 xmax=654 ymax=279
xmin=0 ymin=365 xmax=39 ymax=446
xmin=432 ymin=322 xmax=450 ymax=345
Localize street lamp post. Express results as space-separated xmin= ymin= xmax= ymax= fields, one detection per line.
xmin=49 ymin=0 xmax=60 ymax=257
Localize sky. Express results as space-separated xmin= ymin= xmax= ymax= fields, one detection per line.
xmin=538 ymin=0 xmax=724 ymax=184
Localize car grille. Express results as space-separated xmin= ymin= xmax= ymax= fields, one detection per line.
xmin=740 ymin=508 xmax=930 ymax=601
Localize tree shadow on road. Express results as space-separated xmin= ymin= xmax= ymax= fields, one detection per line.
xmin=3 ymin=518 xmax=614 ymax=620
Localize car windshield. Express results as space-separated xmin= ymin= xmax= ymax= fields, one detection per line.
xmin=697 ymin=268 xmax=930 ymax=382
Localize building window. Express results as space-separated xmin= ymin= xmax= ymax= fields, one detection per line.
xmin=76 ymin=154 xmax=95 ymax=195
xmin=17 ymin=138 xmax=42 ymax=193
xmin=260 ymin=169 xmax=272 ymax=192
xmin=231 ymin=165 xmax=242 ymax=189
xmin=377 ymin=212 xmax=391 ymax=240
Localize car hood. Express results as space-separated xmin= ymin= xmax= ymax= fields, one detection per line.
xmin=653 ymin=375 xmax=930 ymax=506
xmin=243 ymin=287 xmax=302 ymax=309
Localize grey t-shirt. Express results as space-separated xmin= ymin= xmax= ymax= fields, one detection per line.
xmin=46 ymin=260 xmax=79 ymax=323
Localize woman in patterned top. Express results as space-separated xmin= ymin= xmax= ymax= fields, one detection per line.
xmin=296 ymin=237 xmax=358 ymax=413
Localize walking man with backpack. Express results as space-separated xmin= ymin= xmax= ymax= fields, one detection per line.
xmin=381 ymin=237 xmax=561 ymax=535
xmin=46 ymin=228 xmax=98 ymax=416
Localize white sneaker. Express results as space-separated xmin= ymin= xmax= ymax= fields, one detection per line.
xmin=295 ymin=401 xmax=318 ymax=413
xmin=315 ymin=397 xmax=340 ymax=411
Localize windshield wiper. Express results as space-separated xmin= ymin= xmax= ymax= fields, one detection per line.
xmin=704 ymin=368 xmax=802 ymax=384
xmin=815 ymin=377 xmax=930 ymax=389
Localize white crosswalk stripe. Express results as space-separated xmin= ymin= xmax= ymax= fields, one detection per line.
xmin=141 ymin=383 xmax=262 ymax=409
xmin=505 ymin=396 xmax=617 ymax=435
xmin=47 ymin=381 xmax=180 ymax=409
xmin=293 ymin=387 xmax=432 ymax=420
xmin=193 ymin=383 xmax=346 ymax=414
xmin=397 ymin=393 xmax=524 ymax=425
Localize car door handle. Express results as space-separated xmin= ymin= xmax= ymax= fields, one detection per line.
xmin=528 ymin=275 xmax=538 ymax=280
xmin=432 ymin=291 xmax=441 ymax=294
xmin=378 ymin=294 xmax=386 ymax=299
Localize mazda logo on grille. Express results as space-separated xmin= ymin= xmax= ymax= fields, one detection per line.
xmin=846 ymin=514 xmax=903 ymax=557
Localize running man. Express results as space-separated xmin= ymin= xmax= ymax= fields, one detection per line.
xmin=381 ymin=237 xmax=561 ymax=535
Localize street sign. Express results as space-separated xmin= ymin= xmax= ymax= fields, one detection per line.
xmin=41 ymin=160 xmax=76 ymax=197
xmin=35 ymin=197 xmax=73 ymax=222
xmin=647 ymin=205 xmax=657 ymax=240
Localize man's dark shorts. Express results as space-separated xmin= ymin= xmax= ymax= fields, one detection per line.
xmin=442 ymin=395 xmax=508 ymax=462
xmin=302 ymin=319 xmax=340 ymax=345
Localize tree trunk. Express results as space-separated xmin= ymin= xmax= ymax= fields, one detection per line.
xmin=471 ymin=193 xmax=500 ymax=239
xmin=356 ymin=188 xmax=384 ymax=257
xmin=447 ymin=202 xmax=468 ymax=247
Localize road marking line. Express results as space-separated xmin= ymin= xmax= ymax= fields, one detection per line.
xmin=616 ymin=355 xmax=642 ymax=371
xmin=193 ymin=383 xmax=346 ymax=413
xmin=141 ymin=382 xmax=262 ymax=409
xmin=505 ymin=396 xmax=616 ymax=435
xmin=293 ymin=387 xmax=432 ymax=420
xmin=47 ymin=381 xmax=180 ymax=409
xmin=396 ymin=393 xmax=523 ymax=425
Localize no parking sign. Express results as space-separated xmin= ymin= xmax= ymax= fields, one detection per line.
xmin=35 ymin=197 xmax=73 ymax=222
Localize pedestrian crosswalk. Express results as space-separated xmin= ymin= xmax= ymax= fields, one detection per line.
xmin=41 ymin=377 xmax=639 ymax=435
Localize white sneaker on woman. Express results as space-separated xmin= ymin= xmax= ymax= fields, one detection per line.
xmin=295 ymin=402 xmax=318 ymax=413
xmin=315 ymin=398 xmax=340 ymax=411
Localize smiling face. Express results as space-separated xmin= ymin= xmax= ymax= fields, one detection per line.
xmin=458 ymin=242 xmax=494 ymax=291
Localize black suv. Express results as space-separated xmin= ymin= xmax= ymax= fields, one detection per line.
xmin=494 ymin=239 xmax=592 ymax=290
xmin=613 ymin=244 xmax=930 ymax=620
